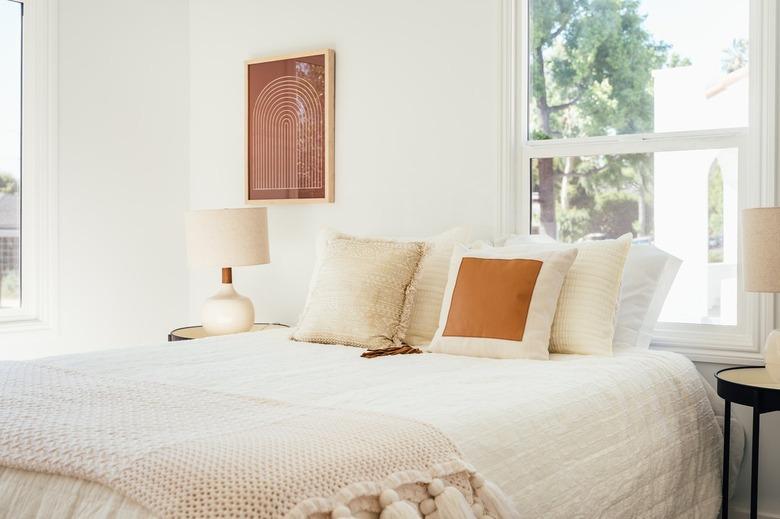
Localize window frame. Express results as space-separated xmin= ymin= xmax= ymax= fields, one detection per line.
xmin=499 ymin=0 xmax=776 ymax=364
xmin=0 ymin=0 xmax=58 ymax=332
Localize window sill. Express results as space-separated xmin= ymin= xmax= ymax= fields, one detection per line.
xmin=0 ymin=315 xmax=55 ymax=334
xmin=650 ymin=342 xmax=764 ymax=366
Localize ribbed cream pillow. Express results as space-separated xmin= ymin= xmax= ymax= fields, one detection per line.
xmin=503 ymin=233 xmax=632 ymax=355
xmin=404 ymin=227 xmax=471 ymax=346
xmin=292 ymin=234 xmax=427 ymax=349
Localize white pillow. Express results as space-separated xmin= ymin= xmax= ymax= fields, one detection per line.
xmin=613 ymin=245 xmax=681 ymax=349
xmin=306 ymin=227 xmax=471 ymax=347
xmin=502 ymin=234 xmax=632 ymax=355
xmin=428 ymin=245 xmax=578 ymax=360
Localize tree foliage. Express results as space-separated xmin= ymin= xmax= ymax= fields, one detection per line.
xmin=530 ymin=0 xmax=671 ymax=239
xmin=721 ymin=38 xmax=748 ymax=74
xmin=0 ymin=173 xmax=18 ymax=195
xmin=531 ymin=0 xmax=669 ymax=139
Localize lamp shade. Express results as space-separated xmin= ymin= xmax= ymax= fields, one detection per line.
xmin=185 ymin=207 xmax=270 ymax=268
xmin=743 ymin=207 xmax=780 ymax=293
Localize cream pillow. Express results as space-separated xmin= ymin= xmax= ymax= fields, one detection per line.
xmin=307 ymin=227 xmax=471 ymax=347
xmin=404 ymin=227 xmax=471 ymax=346
xmin=503 ymin=234 xmax=632 ymax=355
xmin=292 ymin=235 xmax=427 ymax=349
xmin=428 ymin=245 xmax=578 ymax=360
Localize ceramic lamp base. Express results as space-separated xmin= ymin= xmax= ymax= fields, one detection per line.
xmin=764 ymin=330 xmax=780 ymax=381
xmin=201 ymin=283 xmax=254 ymax=336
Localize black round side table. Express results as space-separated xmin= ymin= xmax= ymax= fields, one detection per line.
xmin=716 ymin=366 xmax=780 ymax=519
xmin=168 ymin=323 xmax=289 ymax=341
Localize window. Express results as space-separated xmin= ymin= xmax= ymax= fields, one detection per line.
xmin=512 ymin=0 xmax=776 ymax=360
xmin=0 ymin=0 xmax=22 ymax=310
xmin=0 ymin=0 xmax=56 ymax=330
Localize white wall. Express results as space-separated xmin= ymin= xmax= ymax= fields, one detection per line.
xmin=188 ymin=0 xmax=499 ymax=325
xmin=0 ymin=0 xmax=190 ymax=359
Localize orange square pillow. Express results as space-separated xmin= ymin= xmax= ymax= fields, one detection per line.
xmin=428 ymin=246 xmax=577 ymax=359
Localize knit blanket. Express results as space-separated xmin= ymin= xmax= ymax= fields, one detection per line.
xmin=0 ymin=362 xmax=518 ymax=519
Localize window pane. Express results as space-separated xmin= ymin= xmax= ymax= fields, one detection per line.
xmin=529 ymin=0 xmax=749 ymax=139
xmin=531 ymin=148 xmax=738 ymax=326
xmin=0 ymin=0 xmax=22 ymax=309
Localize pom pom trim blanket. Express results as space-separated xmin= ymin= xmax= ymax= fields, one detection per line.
xmin=0 ymin=362 xmax=517 ymax=519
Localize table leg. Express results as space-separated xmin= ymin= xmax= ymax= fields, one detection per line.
xmin=751 ymin=403 xmax=760 ymax=519
xmin=722 ymin=400 xmax=730 ymax=519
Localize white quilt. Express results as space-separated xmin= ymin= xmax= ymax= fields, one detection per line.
xmin=0 ymin=329 xmax=724 ymax=518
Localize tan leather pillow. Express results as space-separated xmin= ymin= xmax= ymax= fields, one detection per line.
xmin=428 ymin=245 xmax=577 ymax=359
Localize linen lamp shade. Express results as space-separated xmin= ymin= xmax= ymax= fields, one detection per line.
xmin=185 ymin=207 xmax=270 ymax=336
xmin=743 ymin=207 xmax=780 ymax=293
xmin=743 ymin=207 xmax=780 ymax=380
xmin=186 ymin=208 xmax=270 ymax=268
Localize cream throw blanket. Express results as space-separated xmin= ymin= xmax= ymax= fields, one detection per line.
xmin=0 ymin=362 xmax=518 ymax=519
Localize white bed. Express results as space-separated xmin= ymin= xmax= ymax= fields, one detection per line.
xmin=0 ymin=328 xmax=726 ymax=518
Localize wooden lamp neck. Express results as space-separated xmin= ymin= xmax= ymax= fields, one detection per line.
xmin=221 ymin=267 xmax=233 ymax=284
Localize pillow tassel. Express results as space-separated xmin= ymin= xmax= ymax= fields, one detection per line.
xmin=429 ymin=480 xmax=477 ymax=519
xmin=379 ymin=501 xmax=422 ymax=519
xmin=378 ymin=489 xmax=422 ymax=519
xmin=471 ymin=473 xmax=520 ymax=519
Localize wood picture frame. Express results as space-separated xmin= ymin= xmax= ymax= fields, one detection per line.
xmin=245 ymin=49 xmax=335 ymax=204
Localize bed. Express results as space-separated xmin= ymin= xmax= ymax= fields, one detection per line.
xmin=0 ymin=328 xmax=732 ymax=518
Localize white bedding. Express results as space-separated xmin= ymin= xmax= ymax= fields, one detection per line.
xmin=0 ymin=329 xmax=723 ymax=518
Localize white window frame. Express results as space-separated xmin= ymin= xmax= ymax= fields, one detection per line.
xmin=0 ymin=0 xmax=58 ymax=332
xmin=498 ymin=0 xmax=776 ymax=364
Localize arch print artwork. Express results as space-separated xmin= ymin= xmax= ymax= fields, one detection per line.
xmin=246 ymin=50 xmax=334 ymax=203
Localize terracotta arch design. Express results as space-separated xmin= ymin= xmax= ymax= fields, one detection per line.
xmin=246 ymin=50 xmax=334 ymax=203
xmin=251 ymin=76 xmax=323 ymax=191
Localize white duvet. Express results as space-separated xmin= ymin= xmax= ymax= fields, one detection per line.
xmin=0 ymin=329 xmax=724 ymax=518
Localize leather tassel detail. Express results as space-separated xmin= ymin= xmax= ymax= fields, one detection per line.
xmin=361 ymin=346 xmax=423 ymax=358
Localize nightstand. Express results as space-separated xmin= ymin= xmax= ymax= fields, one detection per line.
xmin=168 ymin=323 xmax=289 ymax=342
xmin=716 ymin=367 xmax=780 ymax=519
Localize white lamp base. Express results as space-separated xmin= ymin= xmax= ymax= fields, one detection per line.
xmin=763 ymin=330 xmax=780 ymax=381
xmin=201 ymin=283 xmax=254 ymax=336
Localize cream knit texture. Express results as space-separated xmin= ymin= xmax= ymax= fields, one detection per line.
xmin=292 ymin=236 xmax=427 ymax=350
xmin=0 ymin=362 xmax=517 ymax=519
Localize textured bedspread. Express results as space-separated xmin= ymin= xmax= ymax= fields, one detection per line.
xmin=0 ymin=329 xmax=723 ymax=518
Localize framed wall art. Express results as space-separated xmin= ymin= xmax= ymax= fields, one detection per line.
xmin=245 ymin=49 xmax=334 ymax=204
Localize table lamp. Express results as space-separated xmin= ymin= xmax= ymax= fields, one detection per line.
xmin=743 ymin=207 xmax=780 ymax=377
xmin=185 ymin=207 xmax=270 ymax=335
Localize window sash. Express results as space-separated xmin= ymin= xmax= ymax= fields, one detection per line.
xmin=523 ymin=128 xmax=747 ymax=158
xmin=505 ymin=0 xmax=776 ymax=363
xmin=0 ymin=0 xmax=57 ymax=331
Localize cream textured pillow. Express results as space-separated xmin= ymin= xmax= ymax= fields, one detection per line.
xmin=428 ymin=245 xmax=578 ymax=360
xmin=503 ymin=234 xmax=632 ymax=355
xmin=404 ymin=227 xmax=471 ymax=346
xmin=307 ymin=227 xmax=471 ymax=347
xmin=292 ymin=235 xmax=427 ymax=349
